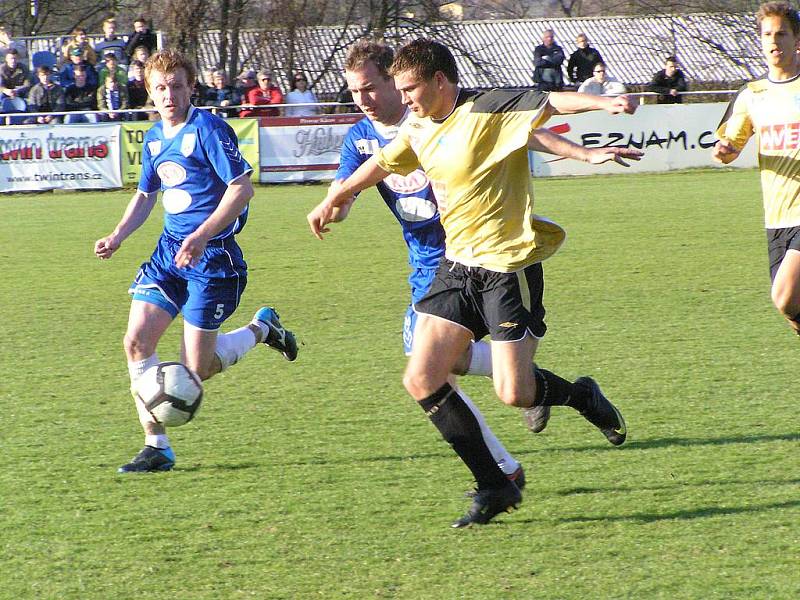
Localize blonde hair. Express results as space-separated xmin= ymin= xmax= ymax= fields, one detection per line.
xmin=144 ymin=50 xmax=197 ymax=92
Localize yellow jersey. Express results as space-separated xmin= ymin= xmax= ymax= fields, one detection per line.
xmin=717 ymin=74 xmax=800 ymax=228
xmin=375 ymin=89 xmax=566 ymax=272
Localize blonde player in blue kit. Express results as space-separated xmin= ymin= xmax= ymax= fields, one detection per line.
xmin=94 ymin=50 xmax=298 ymax=473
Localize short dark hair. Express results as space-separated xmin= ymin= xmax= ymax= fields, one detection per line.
xmin=757 ymin=1 xmax=800 ymax=35
xmin=665 ymin=56 xmax=678 ymax=64
xmin=390 ymin=38 xmax=458 ymax=84
xmin=6 ymin=48 xmax=18 ymax=56
xmin=345 ymin=39 xmax=394 ymax=78
xmin=37 ymin=65 xmax=51 ymax=75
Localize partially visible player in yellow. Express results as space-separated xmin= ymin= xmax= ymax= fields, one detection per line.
xmin=714 ymin=1 xmax=800 ymax=334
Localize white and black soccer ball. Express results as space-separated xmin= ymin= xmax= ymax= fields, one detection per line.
xmin=135 ymin=362 xmax=203 ymax=427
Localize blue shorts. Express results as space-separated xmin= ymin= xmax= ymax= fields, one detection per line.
xmin=129 ymin=233 xmax=248 ymax=330
xmin=403 ymin=266 xmax=437 ymax=355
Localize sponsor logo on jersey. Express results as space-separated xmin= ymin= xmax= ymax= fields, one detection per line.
xmin=394 ymin=196 xmax=437 ymax=222
xmin=384 ymin=170 xmax=429 ymax=194
xmin=355 ymin=138 xmax=381 ymax=155
xmin=499 ymin=321 xmax=518 ymax=328
xmin=180 ymin=133 xmax=196 ymax=157
xmin=148 ymin=140 xmax=162 ymax=156
xmin=162 ymin=188 xmax=193 ymax=214
xmin=157 ymin=161 xmax=188 ymax=186
xmin=760 ymin=122 xmax=800 ymax=150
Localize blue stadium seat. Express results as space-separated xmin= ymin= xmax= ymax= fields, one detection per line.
xmin=31 ymin=50 xmax=58 ymax=70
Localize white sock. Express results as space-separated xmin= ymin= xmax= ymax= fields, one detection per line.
xmin=466 ymin=341 xmax=493 ymax=377
xmin=128 ymin=353 xmax=160 ymax=386
xmin=145 ymin=434 xmax=171 ymax=450
xmin=129 ymin=354 xmax=160 ymax=426
xmin=215 ymin=326 xmax=258 ymax=371
xmin=458 ymin=385 xmax=520 ymax=475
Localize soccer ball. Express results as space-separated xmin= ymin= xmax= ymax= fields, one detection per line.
xmin=135 ymin=362 xmax=203 ymax=427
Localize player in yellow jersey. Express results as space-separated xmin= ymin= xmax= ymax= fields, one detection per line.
xmin=714 ymin=2 xmax=800 ymax=335
xmin=309 ymin=39 xmax=641 ymax=527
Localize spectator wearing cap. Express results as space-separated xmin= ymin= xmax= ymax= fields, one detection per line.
xmin=0 ymin=49 xmax=31 ymax=99
xmin=61 ymin=27 xmax=97 ymax=66
xmin=649 ymin=56 xmax=688 ymax=104
xmin=125 ymin=17 xmax=157 ymax=60
xmin=26 ymin=65 xmax=65 ymax=123
xmin=240 ymin=69 xmax=283 ymax=117
xmin=577 ymin=61 xmax=626 ymax=96
xmin=236 ymin=69 xmax=257 ymax=99
xmin=284 ymin=72 xmax=319 ymax=117
xmin=64 ymin=64 xmax=98 ymax=123
xmin=97 ymin=73 xmax=128 ymax=121
xmin=95 ymin=17 xmax=127 ymax=64
xmin=567 ymin=33 xmax=603 ymax=86
xmin=202 ymin=69 xmax=239 ymax=118
xmin=97 ymin=52 xmax=128 ymax=88
xmin=60 ymin=46 xmax=98 ymax=88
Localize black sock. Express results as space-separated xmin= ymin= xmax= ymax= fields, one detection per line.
xmin=419 ymin=383 xmax=508 ymax=490
xmin=534 ymin=366 xmax=588 ymax=412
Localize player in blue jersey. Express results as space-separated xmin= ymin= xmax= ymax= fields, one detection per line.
xmin=94 ymin=50 xmax=298 ymax=473
xmin=307 ymin=39 xmax=529 ymax=494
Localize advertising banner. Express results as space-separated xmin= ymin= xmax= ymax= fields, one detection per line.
xmin=530 ymin=102 xmax=757 ymax=176
xmin=0 ymin=123 xmax=121 ymax=192
xmin=120 ymin=117 xmax=260 ymax=186
xmin=258 ymin=114 xmax=362 ymax=183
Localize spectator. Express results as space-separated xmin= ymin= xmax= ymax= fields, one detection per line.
xmin=26 ymin=65 xmax=65 ymax=123
xmin=125 ymin=17 xmax=157 ymax=59
xmin=533 ymin=29 xmax=565 ymax=92
xmin=235 ymin=68 xmax=257 ymax=99
xmin=94 ymin=17 xmax=127 ymax=64
xmin=60 ymin=47 xmax=98 ymax=88
xmin=61 ymin=27 xmax=97 ymax=66
xmin=0 ymin=49 xmax=31 ymax=99
xmin=128 ymin=45 xmax=150 ymax=78
xmin=578 ymin=61 xmax=626 ymax=96
xmin=240 ymin=69 xmax=283 ymax=117
xmin=97 ymin=52 xmax=128 ymax=88
xmin=284 ymin=72 xmax=319 ymax=117
xmin=202 ymin=69 xmax=239 ymax=117
xmin=567 ymin=33 xmax=603 ymax=86
xmin=649 ymin=56 xmax=688 ymax=104
xmin=335 ymin=83 xmax=354 ymax=113
xmin=97 ymin=74 xmax=128 ymax=121
xmin=127 ymin=59 xmax=150 ymax=119
xmin=64 ymin=64 xmax=98 ymax=123
xmin=0 ymin=24 xmax=27 ymax=61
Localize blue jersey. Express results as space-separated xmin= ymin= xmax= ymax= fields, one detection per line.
xmin=336 ymin=113 xmax=445 ymax=270
xmin=138 ymin=107 xmax=253 ymax=241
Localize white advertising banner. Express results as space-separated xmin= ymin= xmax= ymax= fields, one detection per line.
xmin=0 ymin=123 xmax=122 ymax=192
xmin=530 ymin=102 xmax=758 ymax=177
xmin=258 ymin=114 xmax=362 ymax=183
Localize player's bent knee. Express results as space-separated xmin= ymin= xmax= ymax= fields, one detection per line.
xmin=403 ymin=370 xmax=443 ymax=401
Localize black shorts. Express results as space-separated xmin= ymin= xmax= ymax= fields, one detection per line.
xmin=414 ymin=259 xmax=546 ymax=341
xmin=767 ymin=226 xmax=800 ymax=281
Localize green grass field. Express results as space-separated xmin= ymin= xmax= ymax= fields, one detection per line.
xmin=1 ymin=169 xmax=798 ymax=599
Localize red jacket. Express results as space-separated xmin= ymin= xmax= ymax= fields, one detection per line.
xmin=241 ymin=85 xmax=283 ymax=117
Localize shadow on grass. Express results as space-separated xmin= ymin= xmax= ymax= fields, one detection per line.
xmin=513 ymin=431 xmax=800 ymax=456
xmin=546 ymin=498 xmax=800 ymax=524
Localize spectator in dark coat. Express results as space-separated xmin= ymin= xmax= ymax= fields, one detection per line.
xmin=649 ymin=56 xmax=688 ymax=104
xmin=94 ymin=17 xmax=127 ymax=64
xmin=0 ymin=49 xmax=31 ymax=99
xmin=64 ymin=65 xmax=98 ymax=123
xmin=26 ymin=65 xmax=65 ymax=123
xmin=60 ymin=47 xmax=98 ymax=89
xmin=567 ymin=33 xmax=603 ymax=86
xmin=125 ymin=17 xmax=157 ymax=60
xmin=533 ymin=29 xmax=565 ymax=92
